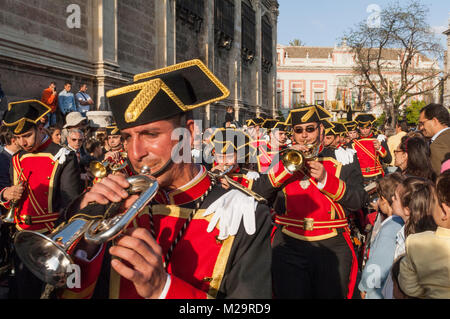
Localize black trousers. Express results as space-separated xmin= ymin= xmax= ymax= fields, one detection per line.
xmin=272 ymin=229 xmax=355 ymax=299
xmin=8 ymin=252 xmax=44 ymax=299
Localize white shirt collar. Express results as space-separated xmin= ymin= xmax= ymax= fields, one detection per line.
xmin=176 ymin=165 xmax=204 ymax=190
xmin=3 ymin=147 xmax=16 ymax=156
xmin=431 ymin=127 xmax=450 ymax=143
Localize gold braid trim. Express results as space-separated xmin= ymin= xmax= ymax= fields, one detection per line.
xmin=107 ymin=79 xmax=185 ymax=123
xmin=133 ymin=59 xmax=230 ymax=109
xmin=3 ymin=100 xmax=51 ymax=132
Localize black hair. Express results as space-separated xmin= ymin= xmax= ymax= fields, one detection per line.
xmin=399 ymin=135 xmax=436 ymax=181
xmin=420 ymin=103 xmax=450 ymax=126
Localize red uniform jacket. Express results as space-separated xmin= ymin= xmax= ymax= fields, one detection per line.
xmin=351 ymin=134 xmax=391 ymax=179
xmin=0 ymin=138 xmax=82 ymax=233
xmin=268 ymin=146 xmax=366 ymax=241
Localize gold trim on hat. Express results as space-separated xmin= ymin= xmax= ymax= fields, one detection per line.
xmin=133 ymin=59 xmax=230 ymax=110
xmin=285 ymin=104 xmax=332 ymax=125
xmin=107 ymin=79 xmax=185 ymax=123
xmin=3 ymin=100 xmax=51 ymax=132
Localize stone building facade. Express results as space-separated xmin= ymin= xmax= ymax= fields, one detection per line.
xmin=0 ymin=0 xmax=279 ymax=127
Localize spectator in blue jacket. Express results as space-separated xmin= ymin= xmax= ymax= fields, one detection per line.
xmin=58 ymin=82 xmax=77 ymax=117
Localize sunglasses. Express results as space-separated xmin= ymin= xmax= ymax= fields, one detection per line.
xmin=293 ymin=125 xmax=319 ymax=134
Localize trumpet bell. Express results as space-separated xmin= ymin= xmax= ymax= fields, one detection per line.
xmin=89 ymin=161 xmax=108 ymax=179
xmin=14 ymin=218 xmax=93 ymax=287
xmin=281 ymin=149 xmax=305 ymax=172
xmin=2 ymin=209 xmax=16 ymax=224
xmin=14 ymin=231 xmax=72 ymax=287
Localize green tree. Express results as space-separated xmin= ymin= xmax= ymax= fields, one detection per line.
xmin=289 ymin=39 xmax=305 ymax=46
xmin=342 ymin=0 xmax=446 ymax=129
xmin=404 ymin=100 xmax=426 ymax=125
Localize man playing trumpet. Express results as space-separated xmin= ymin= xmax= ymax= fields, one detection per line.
xmin=267 ymin=104 xmax=366 ymax=299
xmin=0 ymin=100 xmax=83 ymax=298
xmin=53 ymin=60 xmax=273 ymax=299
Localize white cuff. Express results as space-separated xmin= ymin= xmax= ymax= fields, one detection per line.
xmin=157 ymin=274 xmax=171 ymax=299
xmin=74 ymin=243 xmax=104 ymax=263
xmin=316 ymin=172 xmax=328 ymax=190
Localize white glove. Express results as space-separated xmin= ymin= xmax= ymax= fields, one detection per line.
xmin=203 ymin=190 xmax=257 ymax=240
xmin=191 ymin=148 xmax=201 ymax=158
xmin=245 ymin=171 xmax=260 ymax=181
xmin=54 ymin=147 xmax=71 ymax=164
xmin=335 ymin=147 xmax=356 ymax=165
xmin=377 ymin=134 xmax=387 ymax=143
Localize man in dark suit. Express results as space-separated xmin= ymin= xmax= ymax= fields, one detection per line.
xmin=418 ymin=103 xmax=450 ymax=176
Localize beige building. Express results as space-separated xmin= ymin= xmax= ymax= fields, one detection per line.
xmin=0 ymin=0 xmax=279 ymax=127
xmin=277 ymin=42 xmax=442 ymax=121
xmin=444 ymin=20 xmax=450 ymax=106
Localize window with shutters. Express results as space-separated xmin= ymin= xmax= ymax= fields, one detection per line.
xmin=241 ymin=1 xmax=256 ymax=64
xmin=215 ymin=0 xmax=234 ymax=50
xmin=176 ymin=0 xmax=204 ymax=33
xmin=261 ymin=15 xmax=273 ymax=73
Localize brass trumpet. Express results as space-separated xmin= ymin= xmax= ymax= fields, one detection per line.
xmin=281 ymin=140 xmax=320 ymax=172
xmin=14 ymin=166 xmax=158 ymax=287
xmin=89 ymin=152 xmax=128 ymax=179
xmin=2 ymin=169 xmax=25 ymax=224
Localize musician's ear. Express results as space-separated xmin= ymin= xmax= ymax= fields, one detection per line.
xmin=185 ymin=119 xmax=195 ymax=148
xmin=319 ymin=123 xmax=325 ymax=140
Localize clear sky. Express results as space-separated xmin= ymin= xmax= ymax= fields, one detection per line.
xmin=277 ymin=0 xmax=449 ymax=48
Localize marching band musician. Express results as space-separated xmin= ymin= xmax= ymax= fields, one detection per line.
xmin=209 ymin=127 xmax=260 ymax=190
xmin=322 ymin=120 xmax=367 ymax=267
xmin=351 ymin=114 xmax=392 ymax=185
xmin=245 ymin=117 xmax=265 ymax=141
xmin=101 ymin=124 xmax=133 ymax=177
xmin=257 ymin=120 xmax=289 ymax=173
xmin=323 ymin=120 xmax=341 ymax=149
xmin=208 ymin=127 xmax=282 ymax=206
xmin=344 ymin=120 xmax=359 ymax=144
xmin=266 ymin=104 xmax=366 ymax=299
xmin=0 ymin=100 xmax=83 ymax=298
xmin=56 ymin=60 xmax=273 ymax=299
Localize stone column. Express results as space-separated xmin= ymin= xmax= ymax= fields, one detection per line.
xmin=255 ymin=0 xmax=262 ymax=116
xmin=203 ymin=0 xmax=215 ymax=128
xmin=270 ymin=5 xmax=279 ymax=117
xmin=91 ymin=0 xmax=127 ymax=111
xmin=155 ymin=0 xmax=176 ymax=68
xmin=232 ymin=0 xmax=243 ymax=122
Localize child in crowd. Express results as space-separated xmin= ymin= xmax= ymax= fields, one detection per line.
xmin=359 ymin=173 xmax=405 ymax=299
xmin=397 ymin=171 xmax=450 ymax=298
xmin=382 ymin=176 xmax=438 ymax=298
xmin=47 ymin=126 xmax=62 ymax=145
